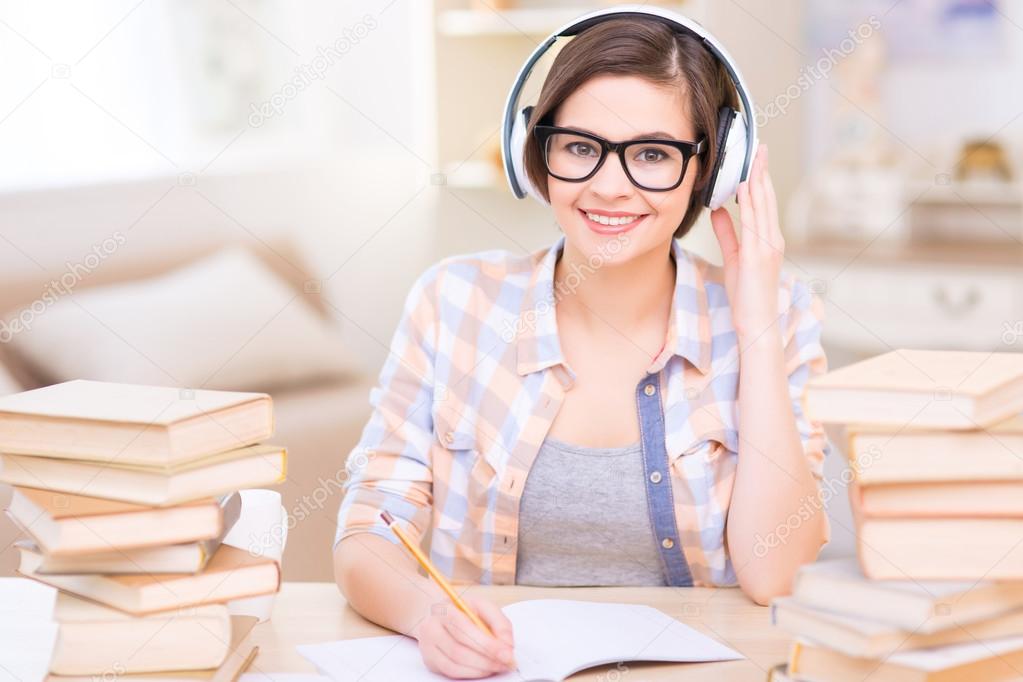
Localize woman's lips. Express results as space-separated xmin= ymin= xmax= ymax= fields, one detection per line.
xmin=579 ymin=209 xmax=648 ymax=235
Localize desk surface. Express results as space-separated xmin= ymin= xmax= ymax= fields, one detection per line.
xmin=248 ymin=583 xmax=791 ymax=681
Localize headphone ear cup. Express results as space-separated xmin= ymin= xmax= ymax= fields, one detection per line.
xmin=509 ymin=105 xmax=549 ymax=205
xmin=704 ymin=107 xmax=750 ymax=210
xmin=702 ymin=106 xmax=737 ymax=208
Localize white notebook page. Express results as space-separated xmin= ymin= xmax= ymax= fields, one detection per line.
xmin=299 ymin=599 xmax=742 ymax=682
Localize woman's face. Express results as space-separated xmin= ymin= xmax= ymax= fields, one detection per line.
xmin=547 ymin=74 xmax=700 ymax=263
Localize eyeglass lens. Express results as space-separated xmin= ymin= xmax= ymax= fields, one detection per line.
xmin=544 ymin=132 xmax=689 ymax=190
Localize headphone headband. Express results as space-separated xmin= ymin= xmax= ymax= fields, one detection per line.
xmin=501 ymin=4 xmax=758 ymax=207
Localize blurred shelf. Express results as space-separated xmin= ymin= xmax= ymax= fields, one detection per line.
xmin=430 ymin=2 xmax=708 ymax=196
xmin=907 ymin=178 xmax=1023 ymax=206
xmin=788 ymin=236 xmax=1023 ymax=266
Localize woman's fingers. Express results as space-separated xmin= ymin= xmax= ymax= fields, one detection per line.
xmin=443 ymin=610 xmax=513 ymax=669
xmin=762 ymin=148 xmax=783 ymax=249
xmin=710 ymin=206 xmax=739 ymax=265
xmin=736 ymin=180 xmax=756 ymax=255
xmin=418 ymin=618 xmax=500 ymax=680
xmin=436 ymin=625 xmax=508 ymax=675
xmin=748 ymin=144 xmax=770 ymax=244
xmin=427 ymin=640 xmax=500 ymax=679
xmin=467 ymin=596 xmax=515 ymax=649
xmin=762 ymin=146 xmax=776 ymax=215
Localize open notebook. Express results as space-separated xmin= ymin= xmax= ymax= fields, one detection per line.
xmin=298 ymin=599 xmax=742 ymax=681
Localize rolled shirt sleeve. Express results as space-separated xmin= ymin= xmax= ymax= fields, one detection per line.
xmin=334 ymin=264 xmax=441 ymax=552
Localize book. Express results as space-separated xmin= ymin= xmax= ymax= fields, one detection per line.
xmin=858 ymin=481 xmax=1023 ymax=516
xmin=803 ymin=349 xmax=1023 ymax=429
xmin=28 ymin=541 xmax=218 ymax=575
xmin=846 ymin=413 xmax=1023 ymax=484
xmin=788 ymin=635 xmax=1023 ymax=682
xmin=0 ymin=379 xmax=274 ymax=466
xmin=0 ymin=444 xmax=287 ymax=506
xmin=771 ymin=597 xmax=1023 ymax=659
xmin=7 ymin=491 xmax=241 ymax=572
xmin=48 ymin=593 xmax=232 ymax=675
xmin=18 ymin=544 xmax=281 ymax=616
xmin=859 ymin=518 xmax=1023 ymax=579
xmin=790 ymin=558 xmax=1023 ymax=633
xmin=6 ymin=488 xmax=240 ymax=555
xmin=48 ymin=615 xmax=258 ymax=682
xmin=298 ymin=599 xmax=743 ymax=682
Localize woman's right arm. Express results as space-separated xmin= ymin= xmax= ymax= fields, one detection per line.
xmin=331 ymin=264 xmax=515 ymax=678
xmin=334 ymin=536 xmax=515 ymax=678
xmin=333 ymin=532 xmax=446 ymax=637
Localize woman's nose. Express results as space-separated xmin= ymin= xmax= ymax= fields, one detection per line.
xmin=588 ymin=152 xmax=634 ymax=199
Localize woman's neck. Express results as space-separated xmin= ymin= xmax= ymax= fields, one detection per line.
xmin=553 ymin=239 xmax=676 ymax=336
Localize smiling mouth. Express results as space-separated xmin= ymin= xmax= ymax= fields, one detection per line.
xmin=581 ymin=210 xmax=646 ymax=226
xmin=578 ymin=208 xmax=649 ymax=232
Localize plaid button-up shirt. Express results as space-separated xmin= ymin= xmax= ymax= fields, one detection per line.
xmin=335 ymin=234 xmax=831 ymax=586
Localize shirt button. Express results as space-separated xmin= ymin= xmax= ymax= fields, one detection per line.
xmin=661 ymin=537 xmax=675 ymax=549
xmin=649 ymin=471 xmax=662 ymax=483
xmin=444 ymin=432 xmax=454 ymax=444
xmin=644 ymin=384 xmax=656 ymax=396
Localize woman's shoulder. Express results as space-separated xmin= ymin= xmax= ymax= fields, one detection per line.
xmin=435 ymin=244 xmax=545 ymax=281
xmin=406 ymin=243 xmax=551 ymax=315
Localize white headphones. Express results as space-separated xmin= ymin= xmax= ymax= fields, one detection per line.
xmin=501 ymin=4 xmax=758 ymax=211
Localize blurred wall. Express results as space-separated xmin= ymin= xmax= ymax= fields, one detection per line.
xmin=0 ymin=0 xmax=439 ymax=378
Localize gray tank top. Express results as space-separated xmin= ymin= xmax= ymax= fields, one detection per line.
xmin=514 ymin=434 xmax=668 ymax=587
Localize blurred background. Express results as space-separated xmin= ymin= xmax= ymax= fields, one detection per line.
xmin=0 ymin=0 xmax=1021 ymax=581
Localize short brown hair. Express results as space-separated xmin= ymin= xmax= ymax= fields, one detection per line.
xmin=523 ymin=16 xmax=739 ymax=240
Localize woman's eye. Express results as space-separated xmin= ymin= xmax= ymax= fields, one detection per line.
xmin=566 ymin=142 xmax=597 ymax=157
xmin=635 ymin=148 xmax=667 ymax=163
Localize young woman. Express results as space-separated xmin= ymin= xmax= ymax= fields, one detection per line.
xmin=333 ymin=14 xmax=830 ymax=679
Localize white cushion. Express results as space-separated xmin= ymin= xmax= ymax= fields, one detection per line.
xmin=3 ymin=248 xmax=358 ymax=392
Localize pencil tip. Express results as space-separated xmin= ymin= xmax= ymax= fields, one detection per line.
xmin=380 ymin=510 xmax=394 ymax=524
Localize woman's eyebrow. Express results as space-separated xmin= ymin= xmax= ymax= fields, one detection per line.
xmin=569 ymin=125 xmax=680 ymax=140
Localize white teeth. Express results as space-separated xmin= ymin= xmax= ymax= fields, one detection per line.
xmin=586 ymin=212 xmax=639 ymax=226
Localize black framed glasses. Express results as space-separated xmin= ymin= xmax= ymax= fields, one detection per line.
xmin=534 ymin=125 xmax=705 ymax=192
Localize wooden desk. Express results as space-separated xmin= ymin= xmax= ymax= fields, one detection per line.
xmin=246 ymin=583 xmax=791 ymax=681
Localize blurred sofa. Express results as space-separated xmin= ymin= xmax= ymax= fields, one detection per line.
xmin=0 ymin=171 xmax=379 ymax=582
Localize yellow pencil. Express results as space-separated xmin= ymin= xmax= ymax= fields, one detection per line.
xmin=380 ymin=511 xmax=516 ymax=668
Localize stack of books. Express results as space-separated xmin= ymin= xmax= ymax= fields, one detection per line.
xmin=805 ymin=349 xmax=1023 ymax=579
xmin=0 ymin=379 xmax=287 ymax=679
xmin=768 ymin=349 xmax=1023 ymax=681
xmin=770 ymin=559 xmax=1023 ymax=681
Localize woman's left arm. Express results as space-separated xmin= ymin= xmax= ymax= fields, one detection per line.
xmin=710 ymin=144 xmax=829 ymax=606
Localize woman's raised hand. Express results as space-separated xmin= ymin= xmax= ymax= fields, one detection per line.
xmin=708 ymin=143 xmax=786 ymax=341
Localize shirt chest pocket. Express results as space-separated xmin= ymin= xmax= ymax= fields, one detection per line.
xmin=433 ymin=405 xmax=499 ymax=510
xmin=668 ymin=429 xmax=737 ymax=519
xmin=670 ymin=422 xmax=737 ymax=472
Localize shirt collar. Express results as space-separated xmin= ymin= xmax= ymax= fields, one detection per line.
xmin=515 ymin=234 xmax=712 ymax=382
